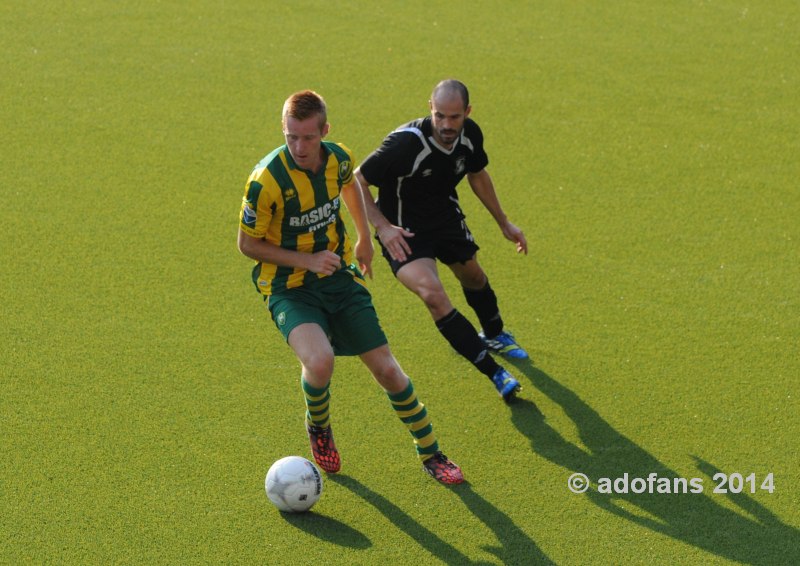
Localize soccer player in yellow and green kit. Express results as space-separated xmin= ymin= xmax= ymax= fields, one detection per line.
xmin=237 ymin=90 xmax=463 ymax=484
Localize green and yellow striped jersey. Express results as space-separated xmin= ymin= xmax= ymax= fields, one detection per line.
xmin=240 ymin=141 xmax=356 ymax=295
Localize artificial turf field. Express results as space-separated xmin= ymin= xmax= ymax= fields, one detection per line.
xmin=3 ymin=1 xmax=798 ymax=564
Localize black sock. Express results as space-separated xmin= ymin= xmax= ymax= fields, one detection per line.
xmin=462 ymin=280 xmax=503 ymax=338
xmin=435 ymin=309 xmax=499 ymax=378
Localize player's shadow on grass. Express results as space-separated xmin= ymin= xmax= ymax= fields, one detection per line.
xmin=509 ymin=362 xmax=800 ymax=566
xmin=328 ymin=474 xmax=475 ymax=564
xmin=453 ymin=482 xmax=555 ymax=565
xmin=328 ymin=474 xmax=552 ymax=565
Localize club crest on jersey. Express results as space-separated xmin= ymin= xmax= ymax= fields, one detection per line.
xmin=338 ymin=160 xmax=352 ymax=181
xmin=283 ymin=188 xmax=297 ymax=200
xmin=454 ymin=156 xmax=466 ymax=175
xmin=276 ymin=312 xmax=286 ymax=326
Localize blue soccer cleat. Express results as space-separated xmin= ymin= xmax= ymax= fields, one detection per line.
xmin=491 ymin=367 xmax=521 ymax=401
xmin=479 ymin=330 xmax=529 ymax=359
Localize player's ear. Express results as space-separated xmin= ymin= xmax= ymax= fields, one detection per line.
xmin=464 ymin=104 xmax=472 ymax=118
xmin=321 ymin=122 xmax=330 ymax=138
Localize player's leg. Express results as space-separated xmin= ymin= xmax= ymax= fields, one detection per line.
xmin=437 ymin=217 xmax=528 ymax=360
xmin=396 ymin=259 xmax=498 ymax=376
xmin=395 ymin=257 xmax=453 ymax=319
xmin=325 ymin=276 xmax=462 ymax=483
xmin=276 ymin=297 xmax=340 ymax=473
xmin=359 ymin=345 xmax=463 ymax=484
xmin=286 ymin=323 xmax=341 ymax=473
xmin=448 ymin=257 xmax=528 ymax=360
xmin=396 ymin=259 xmax=520 ymax=400
xmin=447 ymin=257 xmax=498 ymax=335
xmin=287 ymin=323 xmax=334 ymax=432
xmin=288 ymin=322 xmax=334 ymax=390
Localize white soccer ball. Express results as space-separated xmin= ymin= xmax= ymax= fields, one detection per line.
xmin=265 ymin=456 xmax=323 ymax=512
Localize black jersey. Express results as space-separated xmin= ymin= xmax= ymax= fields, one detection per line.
xmin=359 ymin=116 xmax=489 ymax=234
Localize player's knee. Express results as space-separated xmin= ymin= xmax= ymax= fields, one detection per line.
xmin=302 ymin=351 xmax=334 ymax=383
xmin=374 ymin=363 xmax=408 ymax=393
xmin=416 ymin=285 xmax=449 ymax=311
xmin=457 ymin=263 xmax=487 ymax=289
xmin=463 ymin=271 xmax=487 ymax=289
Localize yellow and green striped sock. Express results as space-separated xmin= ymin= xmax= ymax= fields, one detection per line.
xmin=302 ymin=378 xmax=331 ymax=429
xmin=388 ymin=380 xmax=439 ymax=461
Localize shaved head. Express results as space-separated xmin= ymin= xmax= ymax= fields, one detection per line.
xmin=431 ymin=79 xmax=470 ymax=110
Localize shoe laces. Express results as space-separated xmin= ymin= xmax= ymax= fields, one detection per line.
xmin=493 ymin=368 xmax=511 ymax=385
xmin=495 ymin=331 xmax=517 ymax=346
xmin=309 ymin=425 xmax=333 ymax=446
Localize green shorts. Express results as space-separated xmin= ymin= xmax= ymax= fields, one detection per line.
xmin=266 ymin=268 xmax=388 ymax=356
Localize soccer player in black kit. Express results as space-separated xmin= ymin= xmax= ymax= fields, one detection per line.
xmin=354 ymin=79 xmax=528 ymax=402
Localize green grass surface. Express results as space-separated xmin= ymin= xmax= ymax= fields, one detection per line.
xmin=3 ymin=1 xmax=798 ymax=564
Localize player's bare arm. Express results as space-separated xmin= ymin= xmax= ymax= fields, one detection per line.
xmin=466 ymin=169 xmax=528 ymax=255
xmin=237 ymin=229 xmax=341 ymax=275
xmin=354 ymin=168 xmax=415 ymax=262
xmin=340 ymin=179 xmax=374 ymax=278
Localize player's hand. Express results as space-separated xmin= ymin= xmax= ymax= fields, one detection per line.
xmin=306 ymin=250 xmax=342 ymax=275
xmin=501 ymin=221 xmax=528 ymax=255
xmin=354 ymin=238 xmax=374 ymax=279
xmin=377 ymin=225 xmax=414 ymax=262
